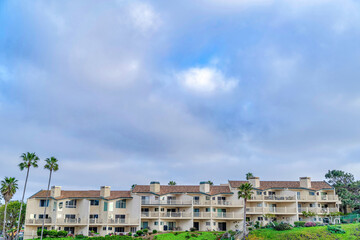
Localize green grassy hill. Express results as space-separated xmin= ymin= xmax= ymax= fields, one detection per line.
xmin=247 ymin=223 xmax=360 ymax=240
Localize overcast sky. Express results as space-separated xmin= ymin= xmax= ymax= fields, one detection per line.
xmin=1 ymin=0 xmax=360 ymax=201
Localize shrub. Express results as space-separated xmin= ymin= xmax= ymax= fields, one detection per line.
xmin=133 ymin=234 xmax=139 ymax=237
xmin=190 ymin=227 xmax=197 ymax=232
xmin=304 ymin=222 xmax=316 ymax=227
xmin=136 ymin=230 xmax=143 ymax=236
xmin=274 ymin=223 xmax=292 ymax=231
xmin=75 ymin=234 xmax=86 ymax=239
xmin=327 ymin=225 xmax=346 ymax=234
xmin=58 ymin=230 xmax=68 ymax=237
xmin=143 ymin=229 xmax=148 ymax=234
xmin=37 ymin=229 xmax=48 ymax=237
xmin=152 ymin=229 xmax=157 ymax=234
xmin=127 ymin=232 xmax=132 ymax=236
xmin=294 ymin=221 xmax=305 ymax=227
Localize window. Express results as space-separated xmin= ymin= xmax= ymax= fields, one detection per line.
xmin=257 ymin=191 xmax=262 ymax=195
xmin=90 ymin=214 xmax=98 ymax=219
xmin=40 ymin=200 xmax=49 ymax=207
xmin=116 ymin=199 xmax=126 ymax=208
xmin=154 ymin=208 xmax=159 ymax=212
xmin=58 ymin=202 xmax=63 ymax=210
xmin=103 ymin=227 xmax=106 ymax=231
xmin=258 ymin=217 xmax=263 ymax=221
xmin=257 ymin=203 xmax=262 ymax=207
xmin=64 ymin=227 xmax=75 ymax=234
xmin=130 ymin=227 xmax=137 ymax=233
xmin=53 ymin=202 xmax=57 ymax=211
xmin=65 ymin=214 xmax=76 ymax=219
xmin=154 ymin=221 xmax=158 ymax=225
xmin=206 ymin=196 xmax=211 ymax=200
xmin=89 ymin=227 xmax=98 ymax=233
xmin=65 ymin=200 xmax=77 ymax=208
xmin=309 ymin=192 xmax=315 ymax=196
xmin=160 ymin=222 xmax=163 ymax=226
xmin=104 ymin=202 xmax=108 ymax=211
xmin=90 ymin=200 xmax=99 ymax=206
xmin=39 ymin=214 xmax=49 ymax=219
xmin=141 ymin=196 xmax=149 ymax=204
xmin=205 ymin=208 xmax=210 ymax=212
xmin=206 ymin=222 xmax=210 ymax=226
xmin=108 ymin=227 xmax=112 ymax=231
xmin=115 ymin=227 xmax=124 ymax=233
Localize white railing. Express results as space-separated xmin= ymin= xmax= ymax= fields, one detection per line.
xmin=297 ymin=195 xmax=317 ymax=201
xmin=141 ymin=212 xmax=160 ymax=218
xmin=319 ymin=195 xmax=339 ymax=201
xmin=141 ymin=200 xmax=192 ymax=205
xmin=249 ymin=195 xmax=264 ymax=201
xmin=265 ymin=207 xmax=297 ymax=213
xmin=264 ymin=195 xmax=296 ymax=201
xmin=26 ymin=219 xmax=52 ymax=224
xmin=107 ymin=218 xmax=139 ymax=224
xmin=193 ymin=200 xmax=211 ymax=205
xmin=160 ymin=212 xmax=192 ymax=218
xmin=212 ymin=212 xmax=243 ymax=219
xmin=57 ymin=218 xmax=85 ymax=224
xmin=89 ymin=218 xmax=103 ymax=224
xmin=212 ymin=200 xmax=243 ymax=206
xmin=246 ymin=207 xmax=263 ymax=213
xmin=298 ymin=207 xmax=318 ymax=213
xmin=193 ymin=212 xmax=211 ymax=218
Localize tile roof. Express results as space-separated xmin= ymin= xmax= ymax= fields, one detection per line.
xmin=228 ymin=180 xmax=333 ymax=190
xmin=132 ymin=185 xmax=232 ymax=195
xmin=30 ymin=190 xmax=132 ymax=199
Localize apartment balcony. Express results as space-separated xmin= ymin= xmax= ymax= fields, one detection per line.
xmin=141 ymin=212 xmax=160 ymax=218
xmin=264 ymin=207 xmax=297 ymax=214
xmin=159 ymin=212 xmax=192 ymax=219
xmin=297 ymin=195 xmax=317 ymax=201
xmin=26 ymin=219 xmax=53 ymax=225
xmin=212 ymin=212 xmax=243 ymax=219
xmin=298 ymin=207 xmax=338 ymax=214
xmin=89 ymin=218 xmax=104 ymax=224
xmin=193 ymin=212 xmax=211 ymax=219
xmin=141 ymin=200 xmax=192 ymax=206
xmin=107 ymin=218 xmax=139 ymax=225
xmin=318 ymin=195 xmax=339 ymax=201
xmin=212 ymin=200 xmax=244 ymax=207
xmin=56 ymin=218 xmax=87 ymax=225
xmin=249 ymin=195 xmax=264 ymax=201
xmin=246 ymin=207 xmax=264 ymax=214
xmin=298 ymin=207 xmax=318 ymax=214
xmin=193 ymin=200 xmax=211 ymax=206
xmin=264 ymin=195 xmax=296 ymax=201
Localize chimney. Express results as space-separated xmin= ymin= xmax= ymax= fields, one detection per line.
xmin=200 ymin=181 xmax=210 ymax=193
xmin=249 ymin=177 xmax=260 ymax=188
xmin=51 ymin=186 xmax=61 ymax=198
xmin=300 ymin=177 xmax=311 ymax=188
xmin=100 ymin=186 xmax=111 ymax=198
xmin=150 ymin=181 xmax=160 ymax=193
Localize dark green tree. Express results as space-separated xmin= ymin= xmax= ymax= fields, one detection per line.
xmin=246 ymin=172 xmax=254 ymax=180
xmin=0 ymin=201 xmax=26 ymax=238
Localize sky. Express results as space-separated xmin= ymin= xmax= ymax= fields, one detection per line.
xmin=1 ymin=0 xmax=360 ymax=201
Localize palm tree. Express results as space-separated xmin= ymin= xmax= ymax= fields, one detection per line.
xmin=237 ymin=182 xmax=253 ymax=238
xmin=207 ymin=181 xmax=213 ymax=185
xmin=246 ymin=172 xmax=254 ymax=180
xmin=40 ymin=157 xmax=59 ymax=240
xmin=168 ymin=181 xmax=176 ymax=186
xmin=1 ymin=177 xmax=19 ymax=240
xmin=16 ymin=152 xmax=39 ymax=240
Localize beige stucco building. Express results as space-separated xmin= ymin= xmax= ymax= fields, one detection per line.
xmin=24 ymin=177 xmax=340 ymax=238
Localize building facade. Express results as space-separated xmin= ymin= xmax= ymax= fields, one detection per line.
xmin=24 ymin=177 xmax=340 ymax=239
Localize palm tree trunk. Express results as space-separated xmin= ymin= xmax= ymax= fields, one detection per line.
xmin=3 ymin=201 xmax=8 ymax=240
xmin=40 ymin=170 xmax=52 ymax=240
xmin=16 ymin=167 xmax=30 ymax=240
xmin=243 ymin=199 xmax=247 ymax=239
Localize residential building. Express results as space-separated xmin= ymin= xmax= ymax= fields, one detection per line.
xmin=24 ymin=177 xmax=340 ymax=238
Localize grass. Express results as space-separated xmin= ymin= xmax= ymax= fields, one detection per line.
xmin=153 ymin=231 xmax=224 ymax=240
xmin=247 ymin=223 xmax=360 ymax=240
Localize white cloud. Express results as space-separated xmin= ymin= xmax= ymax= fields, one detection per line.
xmin=129 ymin=2 xmax=161 ymax=32
xmin=177 ymin=67 xmax=238 ymax=94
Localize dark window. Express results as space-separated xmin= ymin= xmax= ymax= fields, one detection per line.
xmin=108 ymin=227 xmax=112 ymax=231
xmin=115 ymin=227 xmax=124 ymax=233
xmin=40 ymin=200 xmax=49 ymax=207
xmin=116 ymin=199 xmax=126 ymax=208
xmin=65 ymin=200 xmax=77 ymax=208
xmin=39 ymin=214 xmax=49 ymax=219
xmin=90 ymin=214 xmax=98 ymax=219
xmin=90 ymin=200 xmax=99 ymax=206
xmin=64 ymin=227 xmax=75 ymax=234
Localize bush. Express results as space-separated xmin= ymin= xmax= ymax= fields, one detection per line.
xmin=274 ymin=223 xmax=292 ymax=231
xmin=294 ymin=221 xmax=305 ymax=227
xmin=133 ymin=234 xmax=139 ymax=237
xmin=57 ymin=230 xmax=68 ymax=237
xmin=136 ymin=230 xmax=143 ymax=236
xmin=190 ymin=227 xmax=197 ymax=232
xmin=127 ymin=232 xmax=132 ymax=236
xmin=75 ymin=234 xmax=86 ymax=239
xmin=327 ymin=225 xmax=346 ymax=234
xmin=152 ymin=230 xmax=157 ymax=234
xmin=304 ymin=222 xmax=316 ymax=227
xmin=37 ymin=229 xmax=48 ymax=237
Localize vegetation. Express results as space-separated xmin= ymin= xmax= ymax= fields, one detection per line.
xmin=40 ymin=157 xmax=60 ymax=240
xmin=206 ymin=181 xmax=213 ymax=185
xmin=17 ymin=152 xmax=39 ymax=239
xmin=168 ymin=181 xmax=176 ymax=186
xmin=247 ymin=223 xmax=360 ymax=240
xmin=325 ymin=170 xmax=360 ymax=213
xmin=154 ymin=232 xmax=222 ymax=240
xmin=237 ymin=182 xmax=254 ymax=237
xmin=273 ymin=223 xmax=292 ymax=231
xmin=1 ymin=177 xmax=19 ymax=239
xmin=246 ymin=172 xmax=254 ymax=180
xmin=0 ymin=201 xmax=26 ymax=237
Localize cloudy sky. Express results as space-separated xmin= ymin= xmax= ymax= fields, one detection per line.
xmin=1 ymin=0 xmax=360 ymax=200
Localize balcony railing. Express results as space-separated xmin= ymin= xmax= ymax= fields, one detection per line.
xmin=265 ymin=207 xmax=297 ymax=214
xmin=107 ymin=218 xmax=139 ymax=225
xmin=297 ymin=195 xmax=317 ymax=201
xmin=249 ymin=195 xmax=264 ymax=201
xmin=57 ymin=218 xmax=84 ymax=224
xmin=193 ymin=200 xmax=211 ymax=205
xmin=89 ymin=218 xmax=103 ymax=224
xmin=319 ymin=195 xmax=339 ymax=201
xmin=193 ymin=212 xmax=211 ymax=218
xmin=141 ymin=212 xmax=160 ymax=218
xmin=26 ymin=219 xmax=52 ymax=224
xmin=212 ymin=200 xmax=243 ymax=206
xmin=160 ymin=212 xmax=192 ymax=218
xmin=264 ymin=195 xmax=296 ymax=201
xmin=141 ymin=200 xmax=192 ymax=205
xmin=298 ymin=207 xmax=318 ymax=213
xmin=212 ymin=212 xmax=243 ymax=219
xmin=246 ymin=207 xmax=263 ymax=213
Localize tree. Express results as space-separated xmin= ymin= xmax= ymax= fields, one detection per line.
xmin=168 ymin=181 xmax=176 ymax=186
xmin=40 ymin=157 xmax=59 ymax=240
xmin=207 ymin=181 xmax=213 ymax=185
xmin=301 ymin=211 xmax=316 ymax=220
xmin=131 ymin=184 xmax=136 ymax=190
xmin=1 ymin=177 xmax=18 ymax=240
xmin=238 ymin=182 xmax=253 ymax=238
xmin=16 ymin=152 xmax=39 ymax=240
xmin=263 ymin=213 xmax=275 ymax=223
xmin=325 ymin=170 xmax=360 ymax=213
xmin=0 ymin=201 xmax=26 ymax=239
xmin=246 ymin=173 xmax=254 ymax=180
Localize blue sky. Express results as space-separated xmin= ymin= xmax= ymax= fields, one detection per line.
xmin=1 ymin=0 xmax=360 ymax=200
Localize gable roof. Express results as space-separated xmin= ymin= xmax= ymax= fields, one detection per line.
xmin=228 ymin=180 xmax=333 ymax=191
xmin=29 ymin=190 xmax=132 ymax=200
xmin=132 ymin=184 xmax=232 ymax=195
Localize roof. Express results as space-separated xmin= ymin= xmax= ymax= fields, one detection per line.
xmin=30 ymin=190 xmax=132 ymax=200
xmin=132 ymin=184 xmax=232 ymax=195
xmin=228 ymin=180 xmax=333 ymax=191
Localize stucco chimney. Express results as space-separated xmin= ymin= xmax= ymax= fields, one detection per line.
xmin=51 ymin=186 xmax=61 ymax=198
xmin=300 ymin=177 xmax=311 ymax=188
xmin=200 ymin=181 xmax=210 ymax=193
xmin=100 ymin=186 xmax=111 ymax=198
xmin=249 ymin=177 xmax=260 ymax=188
xmin=150 ymin=181 xmax=160 ymax=193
